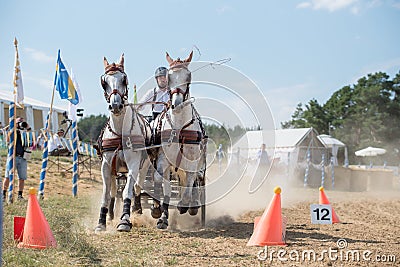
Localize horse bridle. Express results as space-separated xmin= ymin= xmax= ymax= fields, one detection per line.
xmin=101 ymin=66 xmax=129 ymax=103
xmin=168 ymin=65 xmax=191 ymax=102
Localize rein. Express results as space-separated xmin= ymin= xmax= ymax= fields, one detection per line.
xmin=107 ymin=120 xmax=122 ymax=138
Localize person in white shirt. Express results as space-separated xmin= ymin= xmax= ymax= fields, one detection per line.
xmin=49 ymin=128 xmax=70 ymax=156
xmin=256 ymin=143 xmax=270 ymax=166
xmin=139 ymin=66 xmax=169 ymax=120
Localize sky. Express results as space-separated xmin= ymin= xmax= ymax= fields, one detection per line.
xmin=0 ymin=0 xmax=399 ymax=129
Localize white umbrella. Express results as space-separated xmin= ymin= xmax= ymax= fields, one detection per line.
xmin=355 ymin=146 xmax=386 ymax=157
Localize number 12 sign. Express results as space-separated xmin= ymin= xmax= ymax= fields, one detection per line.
xmin=310 ymin=204 xmax=332 ymax=224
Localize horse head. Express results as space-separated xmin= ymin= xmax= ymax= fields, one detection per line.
xmin=101 ymin=54 xmax=128 ymax=114
xmin=166 ymin=51 xmax=193 ymax=109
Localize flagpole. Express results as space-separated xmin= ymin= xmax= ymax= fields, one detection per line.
xmin=72 ymin=120 xmax=78 ymax=197
xmin=8 ymin=38 xmax=20 ymax=203
xmin=38 ymin=82 xmax=56 ymax=199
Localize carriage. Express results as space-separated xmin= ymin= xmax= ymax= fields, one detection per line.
xmin=114 ymin=161 xmax=206 ymax=227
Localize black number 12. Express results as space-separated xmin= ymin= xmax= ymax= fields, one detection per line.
xmin=313 ymin=208 xmax=330 ymax=220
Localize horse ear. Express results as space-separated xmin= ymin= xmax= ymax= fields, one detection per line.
xmin=183 ymin=51 xmax=193 ymax=63
xmin=119 ymin=53 xmax=124 ymax=67
xmin=166 ymin=52 xmax=174 ymax=65
xmin=103 ymin=57 xmax=109 ymax=68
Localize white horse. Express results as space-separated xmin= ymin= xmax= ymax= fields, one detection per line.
xmin=152 ymin=51 xmax=207 ymax=229
xmin=95 ymin=54 xmax=150 ymax=233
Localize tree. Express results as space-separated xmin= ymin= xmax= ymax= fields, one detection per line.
xmin=281 ymin=100 xmax=327 ymax=134
xmin=303 ymin=99 xmax=327 ymax=134
xmin=284 ymin=70 xmax=400 ymax=165
xmin=281 ymin=103 xmax=308 ymax=129
xmin=77 ymin=114 xmax=108 ymax=142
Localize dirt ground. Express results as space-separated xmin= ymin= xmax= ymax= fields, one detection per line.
xmin=7 ymin=157 xmax=400 ymax=266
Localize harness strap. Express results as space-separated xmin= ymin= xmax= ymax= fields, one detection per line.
xmin=152 ymin=87 xmax=157 ymax=112
xmin=107 ymin=121 xmax=122 ymax=138
xmin=175 ymin=139 xmax=184 ymax=172
xmin=102 ymin=137 xmax=122 ymax=150
xmin=161 ymin=129 xmax=202 ymax=144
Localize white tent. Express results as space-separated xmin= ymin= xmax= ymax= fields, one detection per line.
xmin=230 ymin=128 xmax=327 ymax=165
xmin=318 ymin=134 xmax=347 ymax=166
xmin=0 ymin=89 xmax=66 ymax=133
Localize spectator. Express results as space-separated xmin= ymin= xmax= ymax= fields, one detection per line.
xmin=256 ymin=143 xmax=270 ymax=166
xmin=3 ymin=117 xmax=31 ymax=200
xmin=49 ymin=128 xmax=70 ymax=156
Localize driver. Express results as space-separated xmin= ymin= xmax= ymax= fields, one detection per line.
xmin=139 ymin=66 xmax=169 ymax=120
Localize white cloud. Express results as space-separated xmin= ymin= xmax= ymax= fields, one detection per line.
xmin=392 ymin=1 xmax=400 ymax=9
xmin=216 ymin=5 xmax=233 ymax=14
xmin=367 ymin=0 xmax=383 ymax=8
xmin=297 ymin=2 xmax=312 ymax=8
xmin=24 ymin=48 xmax=54 ymax=63
xmin=296 ymin=0 xmax=359 ymax=12
xmin=351 ymin=6 xmax=360 ymax=14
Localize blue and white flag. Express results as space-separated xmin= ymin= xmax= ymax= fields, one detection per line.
xmin=54 ymin=50 xmax=79 ymax=105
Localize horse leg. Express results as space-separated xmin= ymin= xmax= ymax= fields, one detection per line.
xmin=157 ymin=195 xmax=169 ymax=229
xmin=188 ymin=179 xmax=200 ymax=216
xmin=108 ymin=175 xmax=117 ymax=220
xmin=132 ymin=157 xmax=149 ymax=214
xmin=95 ymin=158 xmax=112 ymax=232
xmin=178 ymin=172 xmax=195 ymax=214
xmin=151 ymin=154 xmax=166 ymax=219
xmin=117 ymin=152 xmax=141 ymax=232
xmin=151 ymin=177 xmax=162 ymax=219
xmin=108 ymin=197 xmax=115 ymax=220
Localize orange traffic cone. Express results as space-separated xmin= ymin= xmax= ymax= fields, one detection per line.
xmin=17 ymin=188 xmax=57 ymax=249
xmin=247 ymin=186 xmax=286 ymax=246
xmin=319 ymin=187 xmax=340 ymax=223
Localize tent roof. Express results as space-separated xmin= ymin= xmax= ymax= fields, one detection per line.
xmin=318 ymin=134 xmax=345 ymax=148
xmin=232 ymin=128 xmax=322 ymax=151
xmin=0 ymin=89 xmax=66 ymax=112
xmin=275 ymin=128 xmax=313 ymax=148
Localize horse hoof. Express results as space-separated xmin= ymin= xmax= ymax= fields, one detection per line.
xmin=177 ymin=206 xmax=189 ymax=214
xmin=151 ymin=205 xmax=162 ymax=219
xmin=108 ymin=213 xmax=114 ymax=221
xmin=117 ymin=218 xmax=132 ymax=232
xmin=157 ymin=218 xmax=168 ymax=229
xmin=95 ymin=223 xmax=106 ymax=233
xmin=188 ymin=207 xmax=199 ymax=216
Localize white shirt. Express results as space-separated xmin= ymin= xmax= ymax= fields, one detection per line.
xmin=48 ymin=134 xmax=65 ymax=152
xmin=139 ymin=87 xmax=169 ymax=113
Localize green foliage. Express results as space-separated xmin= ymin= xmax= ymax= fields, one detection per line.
xmin=282 ymin=70 xmax=400 ymax=165
xmin=77 ymin=114 xmax=108 ymax=142
xmin=204 ymin=124 xmax=246 ymax=151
